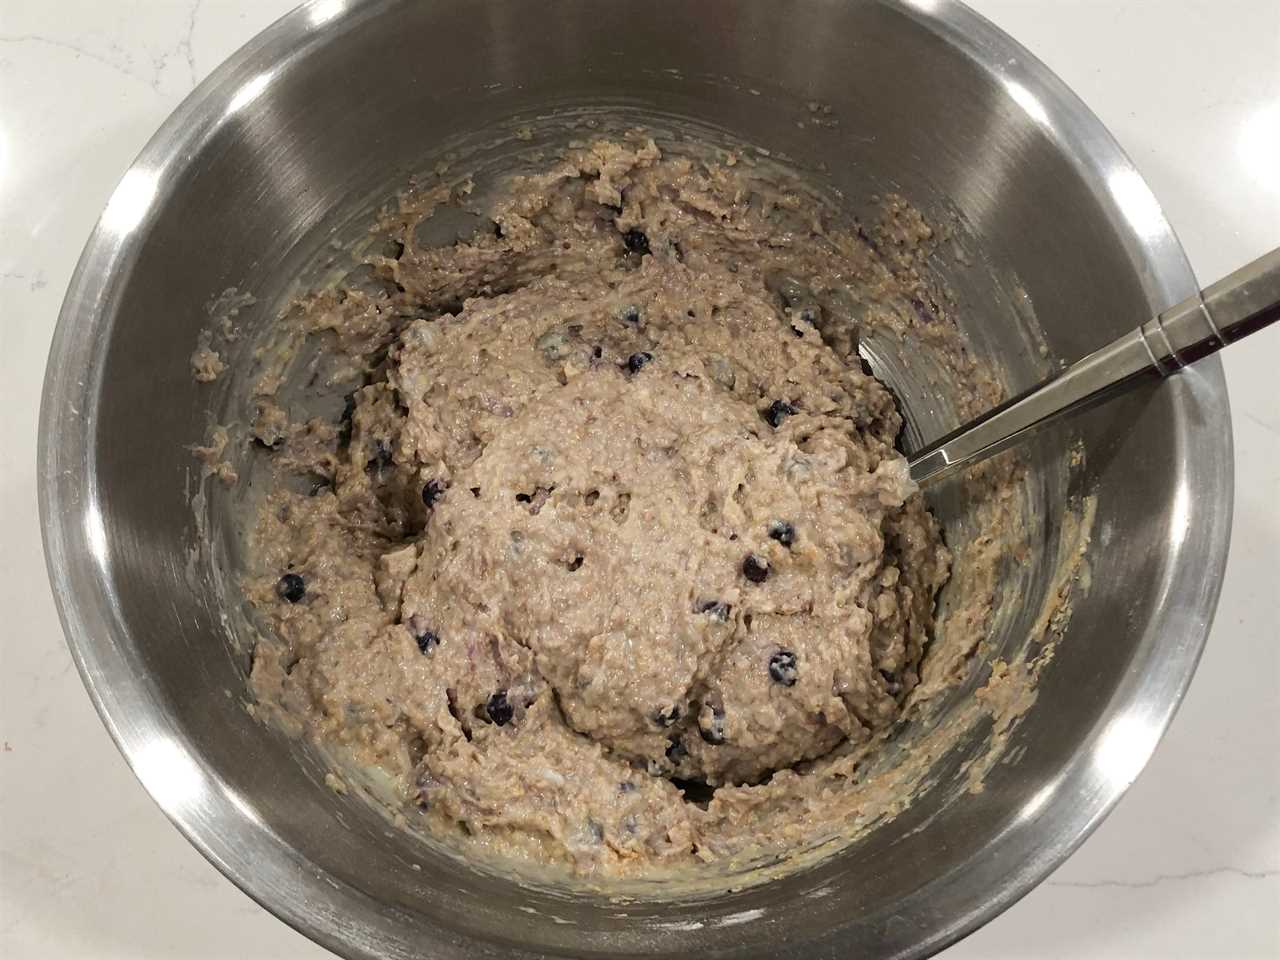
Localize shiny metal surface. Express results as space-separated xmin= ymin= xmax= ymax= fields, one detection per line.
xmin=38 ymin=1 xmax=1233 ymax=958
xmin=908 ymin=247 xmax=1278 ymax=485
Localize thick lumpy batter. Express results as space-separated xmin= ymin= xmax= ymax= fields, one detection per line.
xmin=246 ymin=135 xmax=955 ymax=872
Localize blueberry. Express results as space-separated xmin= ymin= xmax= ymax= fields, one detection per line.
xmin=696 ymin=599 xmax=731 ymax=622
xmin=653 ymin=705 xmax=682 ymax=728
xmin=276 ymin=573 xmax=306 ymax=603
xmin=768 ymin=520 xmax=796 ymax=548
xmin=623 ymin=229 xmax=650 ymax=255
xmin=414 ymin=628 xmax=440 ymax=654
xmin=627 ymin=352 xmax=653 ymax=374
xmin=910 ymin=298 xmax=935 ymax=325
xmin=619 ymin=781 xmax=638 ymax=794
xmin=798 ymin=307 xmax=819 ymax=326
xmin=421 ymin=478 xmax=447 ymax=508
xmin=742 ymin=554 xmax=770 ymax=583
xmin=486 ymin=691 xmax=514 ymax=726
xmin=699 ymin=706 xmax=726 ymax=745
xmin=620 ymin=305 xmax=642 ymax=324
xmin=763 ymin=399 xmax=797 ymax=428
xmin=366 ymin=440 xmax=393 ymax=474
xmin=337 ymin=393 xmax=357 ymax=446
xmin=769 ymin=650 xmax=798 ymax=686
xmin=666 ymin=738 xmax=688 ymax=763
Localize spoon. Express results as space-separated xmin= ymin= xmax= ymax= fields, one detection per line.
xmin=887 ymin=247 xmax=1280 ymax=486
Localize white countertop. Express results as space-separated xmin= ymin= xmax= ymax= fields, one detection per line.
xmin=1 ymin=2 xmax=1276 ymax=957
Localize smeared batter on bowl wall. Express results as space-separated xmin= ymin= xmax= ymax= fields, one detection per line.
xmin=231 ymin=132 xmax=1052 ymax=876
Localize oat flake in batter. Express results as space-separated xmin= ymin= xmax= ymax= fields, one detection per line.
xmin=245 ymin=134 xmax=957 ymax=873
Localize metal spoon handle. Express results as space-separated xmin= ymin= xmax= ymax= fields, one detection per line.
xmin=908 ymin=247 xmax=1280 ymax=486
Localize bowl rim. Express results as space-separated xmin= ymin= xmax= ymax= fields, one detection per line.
xmin=37 ymin=1 xmax=1233 ymax=957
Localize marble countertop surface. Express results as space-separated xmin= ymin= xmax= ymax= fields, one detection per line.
xmin=1 ymin=1 xmax=1276 ymax=956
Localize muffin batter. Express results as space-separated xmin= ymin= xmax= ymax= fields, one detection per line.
xmin=244 ymin=135 xmax=957 ymax=872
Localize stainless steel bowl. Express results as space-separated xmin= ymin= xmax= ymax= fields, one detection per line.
xmin=39 ymin=1 xmax=1232 ymax=957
